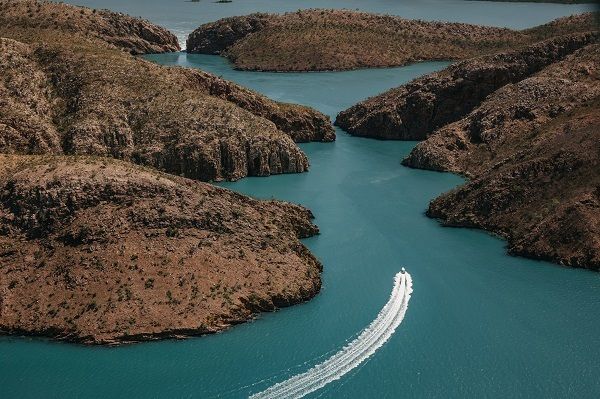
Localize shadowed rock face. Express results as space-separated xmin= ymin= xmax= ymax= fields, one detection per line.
xmin=335 ymin=32 xmax=598 ymax=140
xmin=0 ymin=2 xmax=334 ymax=182
xmin=0 ymin=37 xmax=310 ymax=181
xmin=405 ymin=44 xmax=600 ymax=270
xmin=187 ymin=13 xmax=272 ymax=55
xmin=0 ymin=0 xmax=180 ymax=54
xmin=186 ymin=10 xmax=598 ymax=72
xmin=0 ymin=155 xmax=322 ymax=344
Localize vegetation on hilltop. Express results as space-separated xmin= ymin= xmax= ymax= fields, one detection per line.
xmin=0 ymin=155 xmax=322 ymax=344
xmin=187 ymin=9 xmax=598 ymax=71
xmin=0 ymin=1 xmax=334 ymax=183
xmin=0 ymin=0 xmax=180 ymax=54
xmin=0 ymin=1 xmax=330 ymax=343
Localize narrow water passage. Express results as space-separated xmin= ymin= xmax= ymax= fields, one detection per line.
xmin=2 ymin=2 xmax=600 ymax=398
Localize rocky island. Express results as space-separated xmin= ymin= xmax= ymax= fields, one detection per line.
xmin=0 ymin=155 xmax=321 ymax=344
xmin=337 ymin=14 xmax=599 ymax=269
xmin=404 ymin=45 xmax=599 ymax=270
xmin=0 ymin=0 xmax=330 ymax=343
xmin=186 ymin=9 xmax=597 ymax=71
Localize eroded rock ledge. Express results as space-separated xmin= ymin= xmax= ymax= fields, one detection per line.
xmin=335 ymin=32 xmax=598 ymax=139
xmin=186 ymin=10 xmax=597 ymax=72
xmin=0 ymin=2 xmax=334 ymax=182
xmin=0 ymin=155 xmax=322 ymax=344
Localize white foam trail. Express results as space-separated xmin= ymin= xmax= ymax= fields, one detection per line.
xmin=249 ymin=271 xmax=413 ymax=399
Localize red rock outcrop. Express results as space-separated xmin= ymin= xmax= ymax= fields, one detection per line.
xmin=0 ymin=155 xmax=322 ymax=344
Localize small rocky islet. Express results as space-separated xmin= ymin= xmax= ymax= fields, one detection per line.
xmin=0 ymin=0 xmax=598 ymax=345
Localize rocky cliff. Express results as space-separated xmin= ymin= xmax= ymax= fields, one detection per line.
xmin=180 ymin=68 xmax=335 ymax=142
xmin=0 ymin=155 xmax=322 ymax=344
xmin=405 ymin=44 xmax=600 ymax=270
xmin=0 ymin=36 xmax=309 ymax=181
xmin=335 ymin=32 xmax=598 ymax=139
xmin=0 ymin=0 xmax=180 ymax=54
xmin=0 ymin=1 xmax=329 ymax=344
xmin=186 ymin=10 xmax=597 ymax=72
xmin=187 ymin=13 xmax=272 ymax=55
xmin=0 ymin=2 xmax=334 ymax=182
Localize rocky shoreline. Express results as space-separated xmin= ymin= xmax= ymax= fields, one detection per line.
xmin=335 ymin=32 xmax=598 ymax=139
xmin=0 ymin=155 xmax=322 ymax=345
xmin=186 ymin=10 xmax=597 ymax=72
xmin=407 ymin=45 xmax=600 ymax=269
xmin=0 ymin=0 xmax=330 ymax=344
xmin=0 ymin=1 xmax=334 ymax=182
xmin=336 ymin=18 xmax=599 ymax=269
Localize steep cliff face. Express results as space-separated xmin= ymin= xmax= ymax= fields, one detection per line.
xmin=402 ymin=45 xmax=599 ymax=173
xmin=0 ymin=39 xmax=62 ymax=154
xmin=0 ymin=2 xmax=334 ymax=182
xmin=426 ymin=106 xmax=600 ymax=270
xmin=186 ymin=10 xmax=597 ymax=72
xmin=0 ymin=0 xmax=180 ymax=54
xmin=405 ymin=44 xmax=600 ymax=270
xmin=335 ymin=33 xmax=598 ymax=139
xmin=0 ymin=155 xmax=322 ymax=344
xmin=0 ymin=37 xmax=309 ymax=181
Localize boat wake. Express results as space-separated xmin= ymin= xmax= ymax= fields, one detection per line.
xmin=249 ymin=270 xmax=413 ymax=399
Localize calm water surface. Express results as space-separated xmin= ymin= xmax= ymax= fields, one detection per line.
xmin=2 ymin=1 xmax=600 ymax=398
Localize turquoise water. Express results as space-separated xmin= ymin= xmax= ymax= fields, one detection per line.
xmin=3 ymin=1 xmax=600 ymax=398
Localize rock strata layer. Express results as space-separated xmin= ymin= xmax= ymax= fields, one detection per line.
xmin=405 ymin=44 xmax=600 ymax=269
xmin=335 ymin=32 xmax=598 ymax=139
xmin=0 ymin=2 xmax=334 ymax=182
xmin=0 ymin=155 xmax=322 ymax=344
